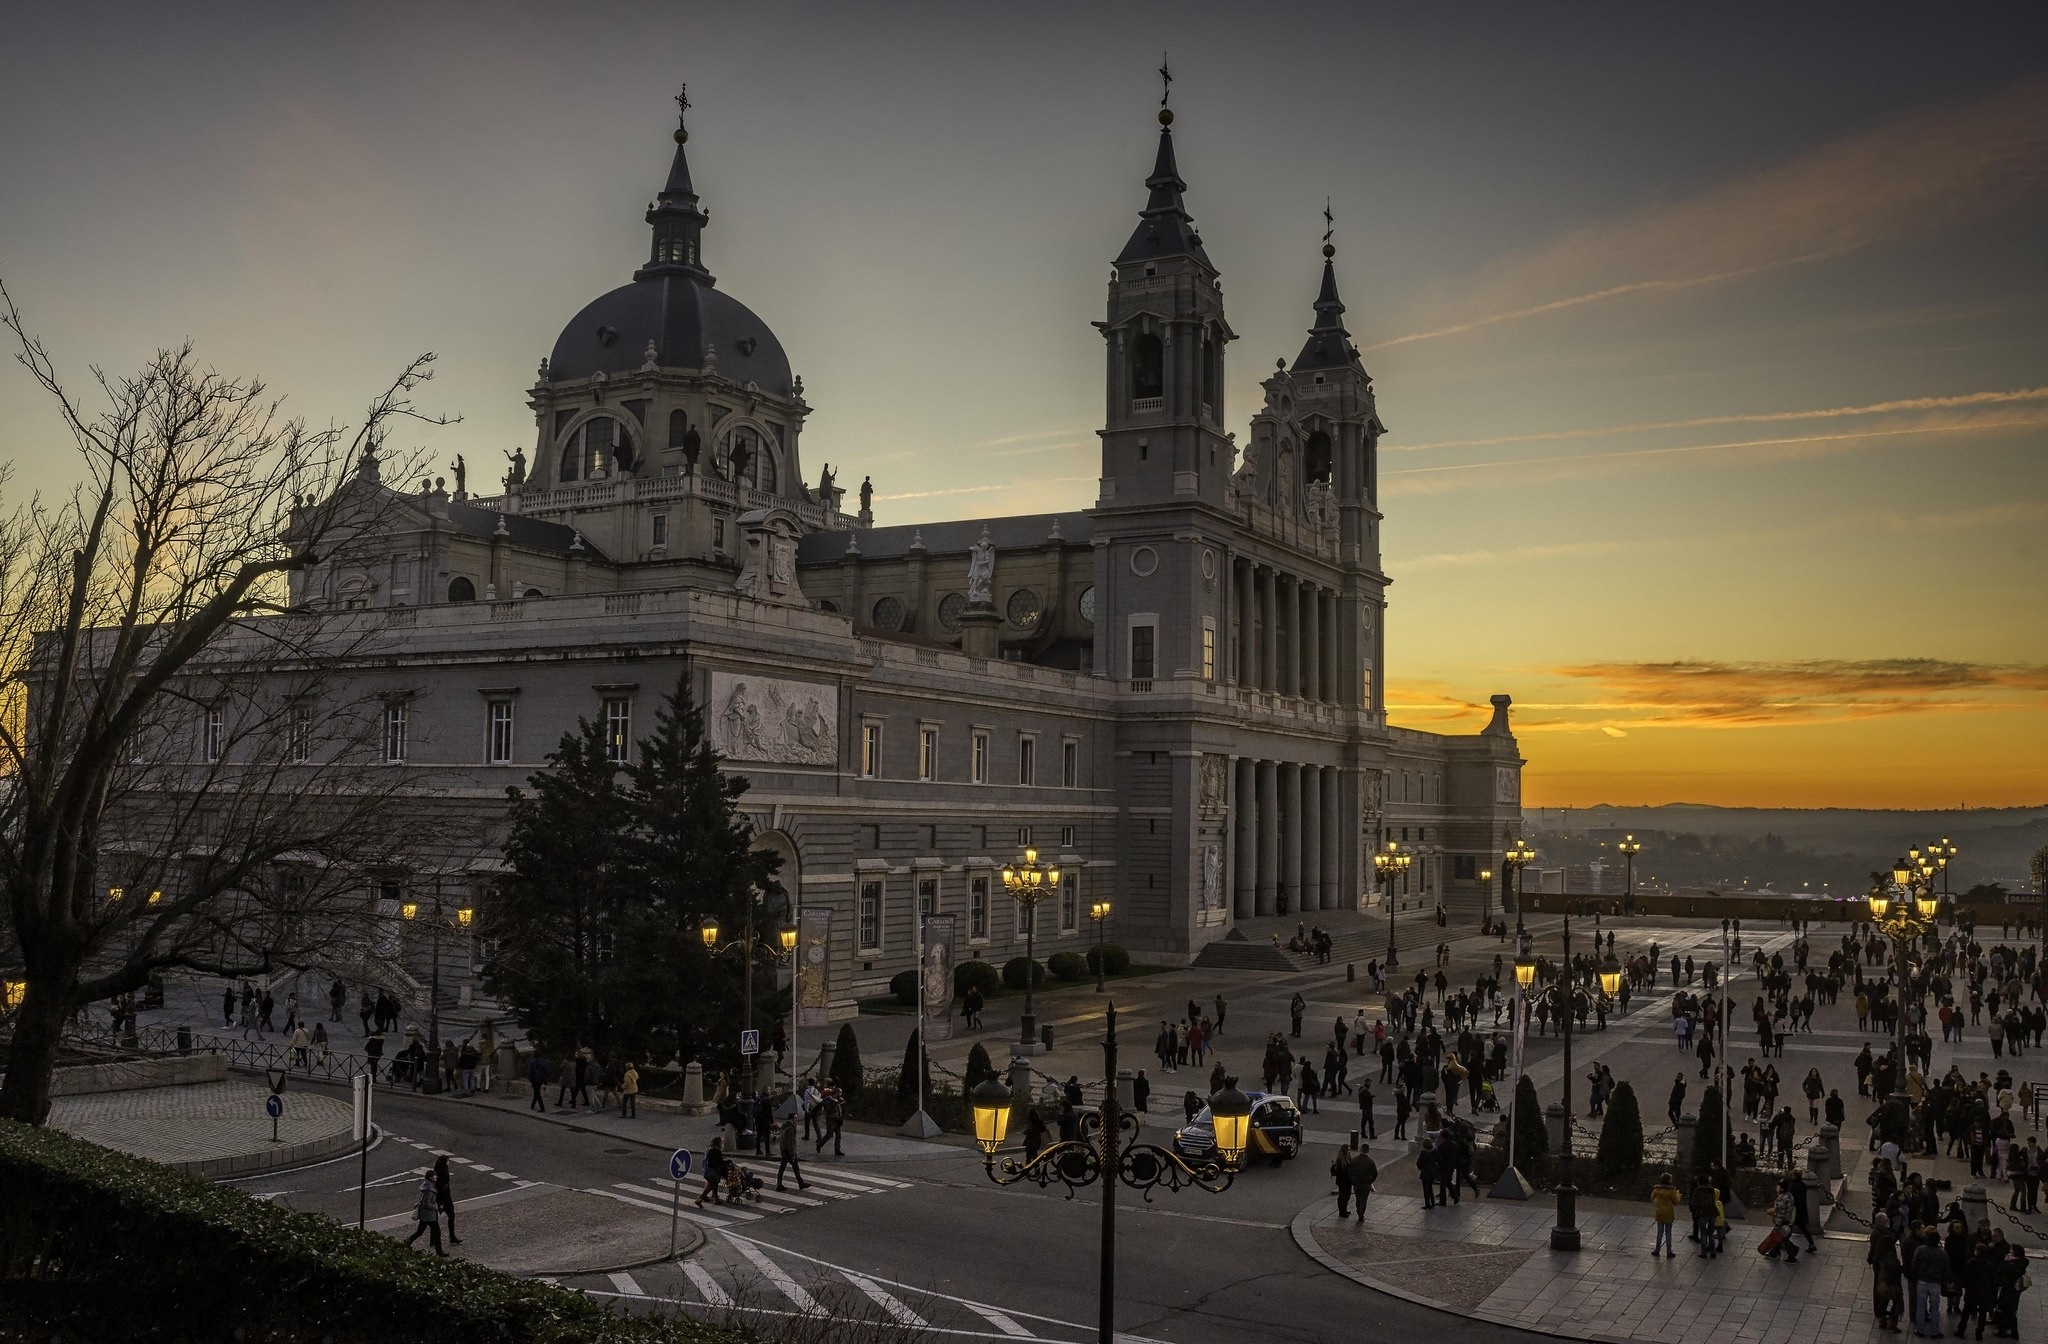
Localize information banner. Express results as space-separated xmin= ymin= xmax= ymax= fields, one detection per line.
xmin=796 ymin=907 xmax=832 ymax=1027
xmin=920 ymin=915 xmax=957 ymax=1043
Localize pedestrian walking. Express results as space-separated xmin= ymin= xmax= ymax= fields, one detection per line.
xmin=404 ymin=1173 xmax=446 ymax=1255
xmin=1332 ymin=1140 xmax=1356 ymax=1218
xmin=1290 ymin=992 xmax=1306 ymax=1039
xmin=696 ymin=1138 xmax=731 ymax=1207
xmin=619 ymin=1061 xmax=639 ymax=1118
xmin=1650 ymin=1171 xmax=1680 ymax=1257
xmin=1213 ymin=993 xmax=1227 ymax=1035
xmin=527 ymin=1052 xmax=550 ymax=1111
xmin=433 ymin=1155 xmax=463 ymax=1246
xmin=1347 ymin=1142 xmax=1378 ymax=1221
xmin=776 ymin=1115 xmax=807 ymax=1191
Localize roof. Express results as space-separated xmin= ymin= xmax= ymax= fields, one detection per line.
xmin=1291 ymin=258 xmax=1364 ymax=375
xmin=548 ymin=274 xmax=791 ymax=393
xmin=1115 ymin=125 xmax=1214 ymax=269
xmin=442 ymin=500 xmax=610 ymax=560
xmin=795 ymin=512 xmax=1093 ymax=565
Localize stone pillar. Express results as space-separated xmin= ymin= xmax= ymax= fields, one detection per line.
xmin=1303 ymin=584 xmax=1321 ymax=702
xmin=1301 ymin=766 xmax=1323 ymax=912
xmin=1675 ymin=1112 xmax=1697 ymax=1170
xmin=1256 ymin=759 xmax=1279 ymax=915
xmin=1816 ymin=1122 xmax=1843 ymax=1181
xmin=1280 ymin=764 xmax=1303 ymax=915
xmin=1321 ymin=766 xmax=1342 ymax=910
xmin=1321 ymin=590 xmax=1339 ymax=704
xmin=1236 ymin=560 xmax=1255 ymax=687
xmin=1961 ymin=1183 xmax=1988 ymax=1229
xmin=1115 ymin=1067 xmax=1137 ymax=1110
xmin=1234 ymin=756 xmax=1257 ymax=919
xmin=1259 ymin=568 xmax=1278 ymax=693
xmin=1545 ymin=1102 xmax=1567 ymax=1156
xmin=1278 ymin=576 xmax=1298 ymax=697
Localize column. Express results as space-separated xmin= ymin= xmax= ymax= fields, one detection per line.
xmin=1321 ymin=591 xmax=1340 ymax=705
xmin=1301 ymin=766 xmax=1323 ymax=912
xmin=1238 ymin=560 xmax=1257 ymax=688
xmin=1321 ymin=766 xmax=1342 ymax=910
xmin=1259 ymin=568 xmax=1279 ymax=694
xmin=1256 ymin=759 xmax=1278 ymax=916
xmin=1279 ymin=764 xmax=1302 ymax=915
xmin=1233 ymin=756 xmax=1257 ymax=919
xmin=1284 ymin=576 xmax=1303 ymax=697
xmin=1302 ymin=584 xmax=1321 ymax=702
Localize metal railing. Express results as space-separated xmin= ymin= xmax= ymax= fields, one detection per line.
xmin=69 ymin=1022 xmax=385 ymax=1085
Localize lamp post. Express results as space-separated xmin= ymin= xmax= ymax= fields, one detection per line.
xmin=1375 ymin=841 xmax=1411 ymax=968
xmin=1867 ymin=859 xmax=1939 ymax=1116
xmin=1503 ymin=838 xmax=1536 ymax=936
xmin=699 ymin=894 xmax=798 ymax=1091
xmin=1549 ymin=902 xmax=1624 ymax=1252
xmin=1001 ymin=848 xmax=1061 ymax=1053
xmin=399 ymin=894 xmax=474 ymax=1095
xmin=1090 ymin=899 xmax=1112 ymax=992
xmin=1617 ymin=835 xmax=1640 ymax=914
xmin=1478 ymin=867 xmax=1494 ymax=931
xmin=968 ymin=1003 xmax=1249 ymax=1344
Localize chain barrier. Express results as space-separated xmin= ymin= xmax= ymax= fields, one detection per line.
xmin=1986 ymin=1198 xmax=2048 ymax=1248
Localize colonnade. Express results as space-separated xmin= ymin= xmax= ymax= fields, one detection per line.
xmin=1232 ymin=558 xmax=1341 ymax=701
xmin=1230 ymin=757 xmax=1342 ymax=917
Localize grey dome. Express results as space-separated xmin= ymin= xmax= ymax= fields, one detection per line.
xmin=548 ymin=273 xmax=792 ymax=395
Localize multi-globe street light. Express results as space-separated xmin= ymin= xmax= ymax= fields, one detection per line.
xmin=1866 ymin=858 xmax=1940 ymax=1119
xmin=1090 ymin=898 xmax=1113 ymax=992
xmin=1547 ymin=903 xmax=1624 ymax=1252
xmin=1503 ymin=838 xmax=1537 ymax=936
xmin=1617 ymin=834 xmax=1641 ymax=912
xmin=1001 ymin=848 xmax=1061 ymax=1052
xmin=1374 ymin=841 xmax=1412 ymax=968
xmin=699 ymin=891 xmax=799 ymax=1086
xmin=399 ymin=895 xmax=473 ymax=1095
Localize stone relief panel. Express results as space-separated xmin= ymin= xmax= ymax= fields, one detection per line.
xmin=1495 ymin=766 xmax=1520 ymax=806
xmin=1198 ymin=754 xmax=1228 ymax=813
xmin=710 ymin=671 xmax=837 ymax=766
xmin=1201 ymin=842 xmax=1224 ymax=910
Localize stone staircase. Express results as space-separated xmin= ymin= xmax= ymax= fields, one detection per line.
xmin=1192 ymin=911 xmax=1452 ymax=974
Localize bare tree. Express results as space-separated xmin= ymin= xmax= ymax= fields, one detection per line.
xmin=0 ymin=279 xmax=458 ymax=1124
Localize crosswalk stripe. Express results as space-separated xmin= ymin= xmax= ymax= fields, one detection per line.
xmin=682 ymin=1262 xmax=732 ymax=1307
xmin=585 ymin=1187 xmax=748 ymax=1228
xmin=608 ymin=1272 xmax=644 ymax=1296
xmin=964 ymin=1304 xmax=1034 ymax=1337
xmin=843 ymin=1273 xmax=926 ymax=1327
xmin=752 ymin=1186 xmax=825 ymax=1208
xmin=800 ymin=1170 xmax=908 ymax=1194
xmin=613 ymin=1182 xmax=771 ymax=1220
xmin=809 ymin=1168 xmax=911 ymax=1189
xmin=727 ymin=1235 xmax=820 ymax=1314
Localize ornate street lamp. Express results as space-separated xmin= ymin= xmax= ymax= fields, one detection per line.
xmin=1867 ymin=858 xmax=1940 ymax=1128
xmin=1375 ymin=841 xmax=1411 ymax=968
xmin=1551 ymin=901 xmax=1592 ymax=1251
xmin=700 ymin=895 xmax=798 ymax=1089
xmin=400 ymin=894 xmax=475 ymax=1094
xmin=1002 ymin=848 xmax=1060 ymax=1052
xmin=1617 ymin=835 xmax=1641 ymax=913
xmin=1503 ymin=838 xmax=1537 ymax=936
xmin=971 ymin=1003 xmax=1245 ymax=1344
xmin=1090 ymin=899 xmax=1113 ymax=992
xmin=1478 ymin=867 xmax=1494 ymax=929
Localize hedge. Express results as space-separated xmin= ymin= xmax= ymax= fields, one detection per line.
xmin=953 ymin=960 xmax=1001 ymax=1000
xmin=0 ymin=1119 xmax=752 ymax=1344
xmin=1085 ymin=943 xmax=1131 ymax=976
xmin=889 ymin=969 xmax=918 ymax=1005
xmin=1000 ymin=957 xmax=1045 ymax=991
xmin=830 ymin=1022 xmax=864 ymax=1097
xmin=1047 ymin=952 xmax=1088 ymax=982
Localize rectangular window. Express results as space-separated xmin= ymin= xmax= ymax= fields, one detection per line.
xmin=858 ymin=879 xmax=883 ymax=952
xmin=1130 ymin=624 xmax=1156 ymax=681
xmin=203 ymin=707 xmax=224 ymax=763
xmin=382 ymin=703 xmax=407 ymax=763
xmin=651 ymin=513 xmax=668 ymax=548
xmin=969 ymin=875 xmax=989 ymax=940
xmin=713 ymin=518 xmax=727 ymax=552
xmin=1454 ymin=855 xmax=1477 ymax=880
xmin=1362 ymin=666 xmax=1374 ymax=712
xmin=1060 ymin=871 xmax=1079 ymax=933
xmin=861 ymin=721 xmax=882 ymax=777
xmin=917 ymin=877 xmax=938 ymax=919
xmin=971 ymin=731 xmax=990 ymax=784
xmin=918 ymin=727 xmax=938 ymax=781
xmin=1061 ymin=825 xmax=1075 ymax=848
xmin=1201 ymin=623 xmax=1216 ymax=681
xmin=1062 ymin=739 xmax=1079 ymax=788
xmin=603 ymin=698 xmax=632 ymax=763
xmin=1017 ymin=735 xmax=1036 ymax=786
xmin=487 ymin=700 xmax=514 ymax=764
xmin=1018 ymin=898 xmax=1034 ymax=939
xmin=287 ymin=704 xmax=311 ymax=763
xmin=1017 ymin=825 xmax=1032 ymax=847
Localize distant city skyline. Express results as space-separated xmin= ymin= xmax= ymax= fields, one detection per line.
xmin=2 ymin=4 xmax=2043 ymax=808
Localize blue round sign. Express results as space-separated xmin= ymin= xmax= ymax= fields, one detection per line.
xmin=669 ymin=1147 xmax=693 ymax=1181
xmin=265 ymin=1094 xmax=283 ymax=1120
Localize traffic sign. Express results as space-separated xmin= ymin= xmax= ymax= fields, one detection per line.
xmin=669 ymin=1148 xmax=693 ymax=1181
xmin=265 ymin=1094 xmax=283 ymax=1120
xmin=740 ymin=1028 xmax=761 ymax=1056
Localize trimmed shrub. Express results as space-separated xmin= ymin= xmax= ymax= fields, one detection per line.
xmin=1692 ymin=1084 xmax=1724 ymax=1172
xmin=1511 ymin=1074 xmax=1550 ymax=1175
xmin=830 ymin=1022 xmax=864 ymax=1097
xmin=953 ymin=959 xmax=1001 ymax=1000
xmin=889 ymin=969 xmax=918 ymax=1005
xmin=1001 ymin=956 xmax=1045 ymax=991
xmin=0 ymin=1119 xmax=738 ymax=1344
xmin=896 ymin=1028 xmax=932 ymax=1102
xmin=1086 ymin=942 xmax=1132 ymax=976
xmin=1048 ymin=951 xmax=1088 ymax=981
xmin=1596 ymin=1081 xmax=1644 ymax=1183
xmin=964 ymin=1042 xmax=998 ymax=1090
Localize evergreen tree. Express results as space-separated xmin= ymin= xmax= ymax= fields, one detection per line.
xmin=1693 ymin=1084 xmax=1724 ymax=1172
xmin=1596 ymin=1081 xmax=1644 ymax=1183
xmin=897 ymin=1026 xmax=933 ymax=1103
xmin=963 ymin=1042 xmax=998 ymax=1091
xmin=831 ymin=1022 xmax=864 ymax=1097
xmin=481 ymin=720 xmax=638 ymax=1058
xmin=1512 ymin=1074 xmax=1550 ymax=1175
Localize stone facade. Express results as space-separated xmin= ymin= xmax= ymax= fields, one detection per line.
xmin=268 ymin=100 xmax=1523 ymax=1016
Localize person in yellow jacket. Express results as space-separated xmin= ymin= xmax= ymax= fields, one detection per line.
xmin=620 ymin=1062 xmax=640 ymax=1119
xmin=1650 ymin=1172 xmax=1681 ymax=1257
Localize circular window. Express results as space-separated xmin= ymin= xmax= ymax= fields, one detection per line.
xmin=1006 ymin=588 xmax=1043 ymax=628
xmin=1130 ymin=547 xmax=1158 ymax=577
xmin=1201 ymin=548 xmax=1217 ymax=580
xmin=938 ymin=592 xmax=966 ymax=632
xmin=1079 ymin=585 xmax=1097 ymax=625
xmin=871 ymin=596 xmax=906 ymax=630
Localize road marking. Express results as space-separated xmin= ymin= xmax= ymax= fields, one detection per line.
xmin=613 ymin=1182 xmax=768 ymax=1220
xmin=726 ymin=1234 xmax=821 ymax=1313
xmin=809 ymin=1168 xmax=912 ymax=1189
xmin=843 ymin=1272 xmax=926 ymax=1327
xmin=799 ymin=1171 xmax=905 ymax=1195
xmin=607 ymin=1272 xmax=644 ymax=1296
xmin=362 ymin=1182 xmax=538 ymax=1230
xmin=752 ymin=1186 xmax=825 ymax=1208
xmin=586 ymin=1186 xmax=755 ymax=1229
xmin=683 ymin=1261 xmax=732 ymax=1307
xmin=963 ymin=1304 xmax=1033 ymax=1337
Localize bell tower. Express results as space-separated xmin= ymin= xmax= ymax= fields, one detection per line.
xmin=1094 ymin=97 xmax=1236 ymax=512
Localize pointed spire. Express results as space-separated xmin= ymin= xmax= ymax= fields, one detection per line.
xmin=661 ymin=86 xmax=697 ymax=201
xmin=636 ymin=89 xmax=713 ymax=284
xmin=1290 ymin=224 xmax=1363 ymax=375
xmin=1114 ymin=78 xmax=1211 ymax=269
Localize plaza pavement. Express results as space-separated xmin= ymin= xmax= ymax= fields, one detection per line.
xmin=48 ymin=1077 xmax=355 ymax=1177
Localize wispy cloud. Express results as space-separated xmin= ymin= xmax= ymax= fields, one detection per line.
xmin=878 ymin=474 xmax=1093 ymax=503
xmin=1403 ymin=540 xmax=1624 ymax=570
xmin=1369 ymin=76 xmax=2048 ymax=350
xmin=1542 ymin=659 xmax=2048 ymax=729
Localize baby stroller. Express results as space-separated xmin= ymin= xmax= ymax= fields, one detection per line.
xmin=724 ymin=1163 xmax=766 ymax=1205
xmin=1474 ymin=1079 xmax=1500 ymax=1112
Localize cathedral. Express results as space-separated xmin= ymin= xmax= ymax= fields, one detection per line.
xmin=290 ymin=95 xmax=1525 ymax=1019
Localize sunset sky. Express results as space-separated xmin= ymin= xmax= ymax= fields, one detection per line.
xmin=2 ymin=5 xmax=2044 ymax=808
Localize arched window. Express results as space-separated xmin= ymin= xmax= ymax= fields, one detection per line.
xmin=582 ymin=418 xmax=615 ymax=478
xmin=724 ymin=425 xmax=776 ymax=489
xmin=558 ymin=433 xmax=580 ymax=482
xmin=448 ymin=577 xmax=476 ymax=603
xmin=1304 ymin=431 xmax=1332 ymax=484
xmin=1130 ymin=333 xmax=1163 ymax=401
xmin=668 ymin=409 xmax=689 ymax=448
xmin=756 ymin=446 xmax=777 ymax=494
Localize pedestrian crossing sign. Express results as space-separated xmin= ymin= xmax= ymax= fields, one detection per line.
xmin=740 ymin=1029 xmax=761 ymax=1056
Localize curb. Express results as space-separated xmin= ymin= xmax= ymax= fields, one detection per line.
xmin=178 ymin=1123 xmax=359 ymax=1180
xmin=532 ymin=1221 xmax=708 ymax=1277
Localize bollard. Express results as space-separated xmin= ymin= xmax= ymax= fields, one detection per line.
xmin=1545 ymin=1102 xmax=1567 ymax=1155
xmin=683 ymin=1060 xmax=705 ymax=1108
xmin=755 ymin=1050 xmax=778 ymax=1095
xmin=819 ymin=1039 xmax=838 ymax=1086
xmin=1800 ymin=1168 xmax=1828 ymax=1223
xmin=1816 ymin=1123 xmax=1843 ymax=1182
xmin=1347 ymin=963 xmax=1356 ymax=983
xmin=1115 ymin=1067 xmax=1136 ymax=1110
xmin=1007 ymin=1052 xmax=1033 ymax=1099
xmin=1675 ymin=1113 xmax=1698 ymax=1171
xmin=1961 ymin=1183 xmax=1988 ymax=1230
xmin=176 ymin=1025 xmax=192 ymax=1056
